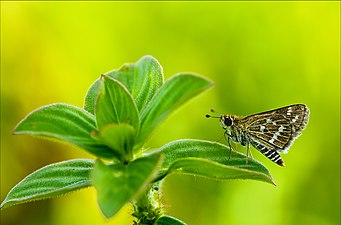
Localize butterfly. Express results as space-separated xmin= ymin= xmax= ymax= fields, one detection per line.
xmin=206 ymin=104 xmax=310 ymax=166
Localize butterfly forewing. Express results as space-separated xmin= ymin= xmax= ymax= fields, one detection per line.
xmin=233 ymin=104 xmax=310 ymax=166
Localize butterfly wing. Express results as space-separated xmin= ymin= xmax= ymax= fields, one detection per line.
xmin=250 ymin=138 xmax=285 ymax=166
xmin=237 ymin=104 xmax=310 ymax=166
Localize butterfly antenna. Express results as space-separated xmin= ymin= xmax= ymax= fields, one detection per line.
xmin=206 ymin=109 xmax=221 ymax=118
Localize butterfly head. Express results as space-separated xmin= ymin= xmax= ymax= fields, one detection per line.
xmin=206 ymin=109 xmax=235 ymax=129
xmin=220 ymin=115 xmax=235 ymax=129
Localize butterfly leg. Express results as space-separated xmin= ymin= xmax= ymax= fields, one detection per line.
xmin=224 ymin=130 xmax=233 ymax=161
xmin=246 ymin=143 xmax=250 ymax=166
xmin=248 ymin=143 xmax=253 ymax=159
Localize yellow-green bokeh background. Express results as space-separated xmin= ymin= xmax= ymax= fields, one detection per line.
xmin=1 ymin=2 xmax=340 ymax=225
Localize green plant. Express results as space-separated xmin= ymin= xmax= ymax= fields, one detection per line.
xmin=1 ymin=56 xmax=274 ymax=224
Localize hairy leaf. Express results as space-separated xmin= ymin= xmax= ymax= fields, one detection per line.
xmin=84 ymin=55 xmax=163 ymax=114
xmin=137 ymin=74 xmax=213 ymax=146
xmin=95 ymin=75 xmax=140 ymax=131
xmin=14 ymin=103 xmax=117 ymax=159
xmin=1 ymin=159 xmax=94 ymax=209
xmin=148 ymin=139 xmax=275 ymax=185
xmin=156 ymin=215 xmax=187 ymax=225
xmin=92 ymin=123 xmax=136 ymax=162
xmin=106 ymin=55 xmax=164 ymax=112
xmin=84 ymin=78 xmax=100 ymax=114
xmin=92 ymin=154 xmax=161 ymax=218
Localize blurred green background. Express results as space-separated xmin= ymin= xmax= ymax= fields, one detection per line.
xmin=1 ymin=2 xmax=339 ymax=225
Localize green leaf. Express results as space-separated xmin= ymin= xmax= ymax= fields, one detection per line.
xmin=84 ymin=78 xmax=100 ymax=114
xmin=84 ymin=55 xmax=163 ymax=114
xmin=148 ymin=139 xmax=275 ymax=185
xmin=92 ymin=154 xmax=161 ymax=218
xmin=156 ymin=216 xmax=187 ymax=225
xmin=95 ymin=75 xmax=140 ymax=131
xmin=14 ymin=103 xmax=117 ymax=159
xmin=106 ymin=55 xmax=164 ymax=112
xmin=92 ymin=123 xmax=136 ymax=162
xmin=137 ymin=74 xmax=214 ymax=145
xmin=1 ymin=159 xmax=94 ymax=209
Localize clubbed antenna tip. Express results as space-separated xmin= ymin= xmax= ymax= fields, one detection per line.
xmin=206 ymin=114 xmax=211 ymax=118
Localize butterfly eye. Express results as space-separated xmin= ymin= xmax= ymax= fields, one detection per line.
xmin=224 ymin=116 xmax=233 ymax=126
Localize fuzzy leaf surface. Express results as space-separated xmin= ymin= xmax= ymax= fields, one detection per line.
xmin=84 ymin=78 xmax=100 ymax=114
xmin=14 ymin=103 xmax=116 ymax=159
xmin=137 ymin=74 xmax=213 ymax=146
xmin=84 ymin=55 xmax=163 ymax=114
xmin=1 ymin=159 xmax=94 ymax=209
xmin=92 ymin=123 xmax=135 ymax=162
xmin=92 ymin=154 xmax=161 ymax=218
xmin=148 ymin=139 xmax=275 ymax=185
xmin=106 ymin=55 xmax=163 ymax=112
xmin=95 ymin=75 xmax=140 ymax=131
xmin=156 ymin=216 xmax=187 ymax=225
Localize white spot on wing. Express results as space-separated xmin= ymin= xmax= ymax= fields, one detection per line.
xmin=269 ymin=130 xmax=281 ymax=144
xmin=279 ymin=125 xmax=285 ymax=132
xmin=260 ymin=125 xmax=266 ymax=133
xmin=292 ymin=115 xmax=300 ymax=123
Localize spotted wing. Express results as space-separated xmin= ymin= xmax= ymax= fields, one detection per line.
xmin=250 ymin=139 xmax=285 ymax=166
xmin=238 ymin=104 xmax=309 ymax=166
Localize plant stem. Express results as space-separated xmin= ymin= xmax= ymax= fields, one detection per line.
xmin=132 ymin=181 xmax=164 ymax=225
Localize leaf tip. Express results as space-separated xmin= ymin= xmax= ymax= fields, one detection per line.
xmin=0 ymin=201 xmax=7 ymax=209
xmin=140 ymin=55 xmax=156 ymax=60
xmin=12 ymin=127 xmax=19 ymax=135
xmin=100 ymin=74 xmax=108 ymax=81
xmin=12 ymin=115 xmax=27 ymax=135
xmin=270 ymin=177 xmax=277 ymax=186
